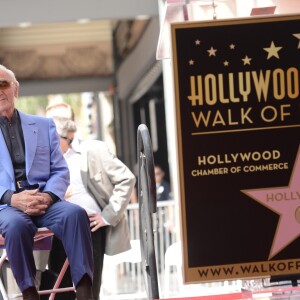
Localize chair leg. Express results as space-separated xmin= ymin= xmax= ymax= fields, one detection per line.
xmin=0 ymin=230 xmax=75 ymax=300
xmin=49 ymin=259 xmax=74 ymax=300
xmin=0 ymin=251 xmax=9 ymax=300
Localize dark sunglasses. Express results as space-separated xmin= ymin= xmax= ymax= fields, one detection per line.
xmin=60 ymin=136 xmax=74 ymax=145
xmin=0 ymin=80 xmax=13 ymax=90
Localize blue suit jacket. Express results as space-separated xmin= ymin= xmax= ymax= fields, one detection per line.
xmin=0 ymin=110 xmax=70 ymax=202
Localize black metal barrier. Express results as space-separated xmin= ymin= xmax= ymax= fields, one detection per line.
xmin=137 ymin=124 xmax=160 ymax=299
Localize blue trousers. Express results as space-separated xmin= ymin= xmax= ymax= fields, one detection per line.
xmin=0 ymin=200 xmax=93 ymax=292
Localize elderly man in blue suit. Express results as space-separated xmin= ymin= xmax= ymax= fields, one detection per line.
xmin=0 ymin=64 xmax=94 ymax=300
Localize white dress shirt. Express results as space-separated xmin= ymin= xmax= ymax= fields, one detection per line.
xmin=64 ymin=148 xmax=101 ymax=215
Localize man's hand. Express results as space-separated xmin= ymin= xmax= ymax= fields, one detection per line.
xmin=36 ymin=192 xmax=53 ymax=207
xmin=89 ymin=213 xmax=108 ymax=232
xmin=11 ymin=189 xmax=50 ymax=216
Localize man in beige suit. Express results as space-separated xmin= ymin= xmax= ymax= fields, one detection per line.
xmin=51 ymin=117 xmax=136 ymax=300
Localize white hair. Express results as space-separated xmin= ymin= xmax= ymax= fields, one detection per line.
xmin=0 ymin=64 xmax=19 ymax=86
xmin=52 ymin=116 xmax=77 ymax=137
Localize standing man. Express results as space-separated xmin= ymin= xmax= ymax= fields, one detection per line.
xmin=51 ymin=116 xmax=136 ymax=300
xmin=155 ymin=165 xmax=171 ymax=201
xmin=0 ymin=64 xmax=94 ymax=300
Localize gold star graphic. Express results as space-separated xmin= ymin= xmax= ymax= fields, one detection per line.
xmin=242 ymin=55 xmax=252 ymax=65
xmin=263 ymin=41 xmax=282 ymax=60
xmin=223 ymin=60 xmax=229 ymax=67
xmin=195 ymin=40 xmax=201 ymax=46
xmin=293 ymin=33 xmax=300 ymax=49
xmin=229 ymin=44 xmax=235 ymax=50
xmin=207 ymin=47 xmax=217 ymax=57
xmin=189 ymin=59 xmax=194 ymax=65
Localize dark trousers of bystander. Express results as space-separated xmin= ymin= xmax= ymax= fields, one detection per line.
xmin=46 ymin=227 xmax=106 ymax=300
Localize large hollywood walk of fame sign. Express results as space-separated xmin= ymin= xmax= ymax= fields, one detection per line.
xmin=170 ymin=14 xmax=300 ymax=283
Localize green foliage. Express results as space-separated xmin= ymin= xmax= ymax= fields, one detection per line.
xmin=59 ymin=94 xmax=83 ymax=120
xmin=15 ymin=94 xmax=83 ymax=117
xmin=15 ymin=96 xmax=49 ymax=116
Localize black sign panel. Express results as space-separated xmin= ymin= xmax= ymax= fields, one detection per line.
xmin=171 ymin=15 xmax=300 ymax=283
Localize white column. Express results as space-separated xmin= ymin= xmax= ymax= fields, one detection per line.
xmin=158 ymin=0 xmax=181 ymax=240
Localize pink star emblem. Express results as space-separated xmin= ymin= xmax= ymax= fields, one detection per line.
xmin=242 ymin=147 xmax=300 ymax=259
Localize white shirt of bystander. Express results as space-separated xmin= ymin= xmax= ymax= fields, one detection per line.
xmin=64 ymin=147 xmax=101 ymax=215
